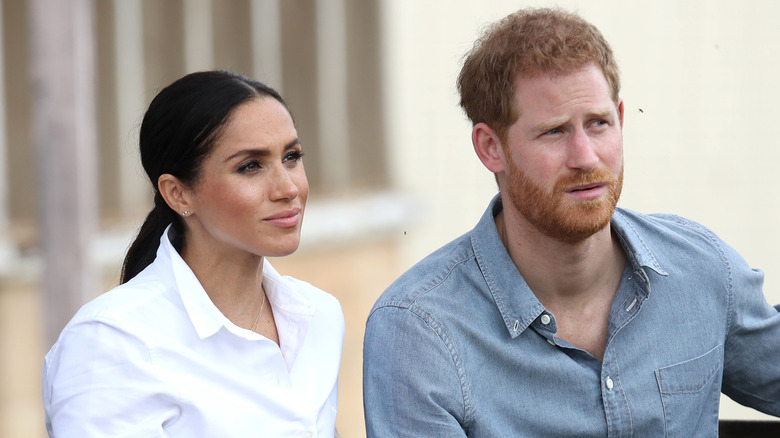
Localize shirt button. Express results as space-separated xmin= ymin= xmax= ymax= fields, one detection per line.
xmin=547 ymin=338 xmax=555 ymax=346
xmin=540 ymin=314 xmax=551 ymax=325
xmin=606 ymin=377 xmax=614 ymax=390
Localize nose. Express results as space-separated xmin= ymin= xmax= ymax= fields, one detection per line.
xmin=566 ymin=128 xmax=599 ymax=172
xmin=270 ymin=167 xmax=300 ymax=201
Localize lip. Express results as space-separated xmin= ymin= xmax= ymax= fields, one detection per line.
xmin=565 ymin=182 xmax=607 ymax=201
xmin=264 ymin=207 xmax=302 ymax=228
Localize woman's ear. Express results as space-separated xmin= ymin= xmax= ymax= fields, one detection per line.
xmin=472 ymin=122 xmax=507 ymax=174
xmin=158 ymin=174 xmax=193 ymax=217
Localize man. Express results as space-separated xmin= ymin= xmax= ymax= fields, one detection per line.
xmin=363 ymin=7 xmax=780 ymax=437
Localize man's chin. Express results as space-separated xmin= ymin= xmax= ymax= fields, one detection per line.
xmin=541 ymin=204 xmax=616 ymax=244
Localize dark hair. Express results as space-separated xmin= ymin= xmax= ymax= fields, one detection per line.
xmin=120 ymin=70 xmax=289 ymax=283
xmin=457 ymin=7 xmax=620 ymax=143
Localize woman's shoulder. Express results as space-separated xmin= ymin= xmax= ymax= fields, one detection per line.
xmin=45 ymin=267 xmax=187 ymax=378
xmin=65 ymin=266 xmax=178 ymax=334
xmin=282 ymin=275 xmax=342 ymax=315
xmin=264 ymin=260 xmax=342 ymax=315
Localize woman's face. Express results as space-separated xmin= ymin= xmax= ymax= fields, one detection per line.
xmin=183 ymin=97 xmax=308 ymax=259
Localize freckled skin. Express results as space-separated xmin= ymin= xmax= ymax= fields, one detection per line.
xmin=183 ymin=97 xmax=309 ymax=264
xmin=500 ymin=65 xmax=624 ymax=243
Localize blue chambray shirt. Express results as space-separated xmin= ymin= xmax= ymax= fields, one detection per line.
xmin=363 ymin=195 xmax=780 ymax=437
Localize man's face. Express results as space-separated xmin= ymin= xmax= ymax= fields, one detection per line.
xmin=500 ymin=64 xmax=624 ymax=243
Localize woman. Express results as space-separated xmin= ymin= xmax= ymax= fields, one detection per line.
xmin=42 ymin=71 xmax=344 ymax=437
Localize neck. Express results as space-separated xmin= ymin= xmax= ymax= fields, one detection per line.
xmin=496 ymin=208 xmax=625 ymax=305
xmin=180 ymin=239 xmax=266 ymax=328
xmin=496 ymin=202 xmax=626 ymax=362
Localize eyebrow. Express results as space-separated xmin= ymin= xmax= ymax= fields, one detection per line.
xmin=535 ymin=118 xmax=567 ymax=135
xmin=224 ymin=138 xmax=300 ymax=162
xmin=534 ymin=109 xmax=614 ymax=134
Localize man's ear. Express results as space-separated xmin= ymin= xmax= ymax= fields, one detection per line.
xmin=472 ymin=122 xmax=507 ymax=174
xmin=158 ymin=174 xmax=193 ymax=216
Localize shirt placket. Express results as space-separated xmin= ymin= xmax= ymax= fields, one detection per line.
xmin=602 ymin=268 xmax=649 ymax=437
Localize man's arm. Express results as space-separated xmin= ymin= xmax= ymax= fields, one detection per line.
xmin=721 ymin=241 xmax=780 ymax=416
xmin=363 ymin=305 xmax=470 ymax=437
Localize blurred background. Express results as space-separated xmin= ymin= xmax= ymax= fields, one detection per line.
xmin=2 ymin=0 xmax=780 ymax=436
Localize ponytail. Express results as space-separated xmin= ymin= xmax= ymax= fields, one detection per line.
xmin=120 ymin=192 xmax=182 ymax=283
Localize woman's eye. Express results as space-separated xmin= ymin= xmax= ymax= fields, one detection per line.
xmin=283 ymin=150 xmax=304 ymax=164
xmin=237 ymin=160 xmax=261 ymax=173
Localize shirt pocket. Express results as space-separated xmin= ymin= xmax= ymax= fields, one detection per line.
xmin=654 ymin=344 xmax=723 ymax=437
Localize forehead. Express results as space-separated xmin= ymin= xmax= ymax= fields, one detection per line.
xmin=213 ymin=97 xmax=296 ymax=153
xmin=513 ymin=65 xmax=615 ymax=120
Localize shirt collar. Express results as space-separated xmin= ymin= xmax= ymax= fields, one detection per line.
xmin=471 ymin=195 xmax=668 ymax=338
xmin=471 ymin=195 xmax=546 ymax=338
xmin=610 ymin=208 xmax=668 ymax=277
xmin=158 ymin=226 xmax=316 ymax=341
xmin=262 ymin=260 xmax=316 ymax=369
xmin=159 ymin=226 xmax=227 ymax=339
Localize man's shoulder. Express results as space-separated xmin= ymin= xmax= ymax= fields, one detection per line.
xmin=613 ymin=207 xmax=732 ymax=265
xmin=614 ymin=207 xmax=718 ymax=241
xmin=372 ymin=230 xmax=477 ymax=310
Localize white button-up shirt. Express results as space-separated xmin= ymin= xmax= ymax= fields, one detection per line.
xmin=43 ymin=227 xmax=344 ymax=437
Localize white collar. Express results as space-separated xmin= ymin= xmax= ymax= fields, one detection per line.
xmin=158 ymin=225 xmax=316 ymax=354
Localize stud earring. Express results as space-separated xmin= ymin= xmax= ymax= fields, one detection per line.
xmin=182 ymin=210 xmax=191 ymax=216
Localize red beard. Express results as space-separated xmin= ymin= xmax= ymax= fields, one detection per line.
xmin=505 ymin=162 xmax=623 ymax=243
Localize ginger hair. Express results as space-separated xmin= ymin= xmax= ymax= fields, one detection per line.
xmin=457 ymin=8 xmax=620 ymax=142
